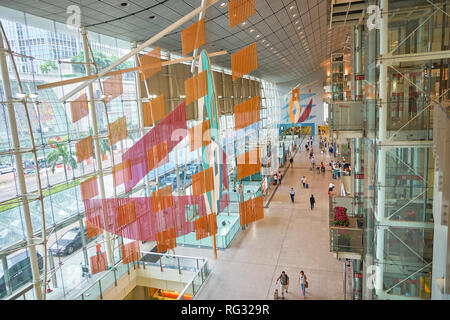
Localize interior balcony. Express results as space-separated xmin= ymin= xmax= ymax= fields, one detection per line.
xmin=329 ymin=101 xmax=364 ymax=141
xmin=329 ymin=195 xmax=364 ymax=260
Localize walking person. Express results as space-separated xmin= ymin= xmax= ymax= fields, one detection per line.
xmin=276 ymin=271 xmax=290 ymax=298
xmin=301 ymin=176 xmax=306 ymax=188
xmin=290 ymin=187 xmax=295 ymax=203
xmin=328 ymin=182 xmax=335 ymax=195
xmin=289 ymin=157 xmax=293 ymax=167
xmin=310 ymin=194 xmax=316 ymax=210
xmin=297 ymin=271 xmax=308 ymax=299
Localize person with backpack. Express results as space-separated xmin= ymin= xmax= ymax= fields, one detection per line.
xmin=290 ymin=187 xmax=295 ymax=203
xmin=297 ymin=271 xmax=308 ymax=299
xmin=276 ymin=271 xmax=290 ymax=298
xmin=310 ymin=194 xmax=316 ymax=210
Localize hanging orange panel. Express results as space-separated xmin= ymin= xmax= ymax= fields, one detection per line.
xmin=234 ymin=96 xmax=260 ymax=130
xmin=140 ymin=46 xmax=162 ymax=81
xmin=239 ymin=195 xmax=263 ymax=226
xmin=204 ymin=167 xmax=214 ymax=193
xmin=122 ymin=159 xmax=133 ymax=183
xmin=152 ymin=185 xmax=173 ymax=213
xmin=191 ymin=167 xmax=214 ymax=196
xmin=189 ymin=120 xmax=211 ymax=151
xmin=207 ymin=213 xmax=217 ymax=236
xmin=108 ymin=116 xmax=128 ymax=146
xmin=112 ymin=162 xmax=126 ymax=187
xmin=229 ymin=0 xmax=255 ymax=28
xmin=103 ymin=74 xmax=123 ymax=103
xmin=86 ymin=220 xmax=101 ymax=239
xmin=117 ymin=200 xmax=136 ymax=228
xmin=236 ymin=147 xmax=261 ymax=180
xmin=122 ymin=241 xmax=141 ymax=264
xmin=185 ymin=70 xmax=208 ymax=105
xmin=156 ymin=231 xmax=167 ymax=253
xmin=147 ymin=140 xmax=169 ymax=172
xmin=254 ymin=196 xmax=264 ymax=221
xmin=71 ymin=92 xmax=89 ymax=123
xmin=80 ymin=176 xmax=98 ymax=201
xmin=160 ymin=185 xmax=173 ymax=211
xmin=194 ymin=216 xmax=208 ymax=240
xmin=76 ymin=135 xmax=94 ymax=163
xmin=90 ymin=252 xmax=108 ymax=275
xmin=181 ymin=18 xmax=206 ymax=56
xmin=144 ymin=94 xmax=166 ymax=126
xmin=156 ymin=227 xmax=177 ymax=252
xmin=191 ymin=170 xmax=205 ymax=197
xmin=231 ymin=42 xmax=258 ymax=81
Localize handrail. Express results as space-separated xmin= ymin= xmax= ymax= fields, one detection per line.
xmin=176 ymin=262 xmax=208 ymax=300
xmin=140 ymin=251 xmax=207 ymax=262
xmin=74 ymin=255 xmax=126 ymax=300
xmin=74 ymin=251 xmax=207 ymax=300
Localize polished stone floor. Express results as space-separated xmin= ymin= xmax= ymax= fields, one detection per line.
xmin=175 ymin=141 xmax=344 ymax=300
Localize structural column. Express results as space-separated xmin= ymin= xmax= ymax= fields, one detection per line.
xmin=132 ymin=41 xmax=152 ymax=197
xmin=375 ymin=0 xmax=389 ymax=297
xmin=0 ymin=31 xmax=43 ymax=299
xmin=81 ymin=28 xmax=114 ymax=267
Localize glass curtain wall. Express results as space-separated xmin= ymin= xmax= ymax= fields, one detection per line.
xmin=0 ymin=7 xmax=281 ymax=300
xmin=361 ymin=0 xmax=449 ymax=300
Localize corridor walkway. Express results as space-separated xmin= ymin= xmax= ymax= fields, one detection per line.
xmin=175 ymin=140 xmax=344 ymax=300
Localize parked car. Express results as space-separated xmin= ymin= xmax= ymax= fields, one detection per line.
xmin=50 ymin=226 xmax=93 ymax=257
xmin=0 ymin=165 xmax=15 ymax=175
xmin=0 ymin=251 xmax=43 ymax=299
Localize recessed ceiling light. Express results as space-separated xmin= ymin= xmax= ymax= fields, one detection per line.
xmin=290 ymin=5 xmax=295 ymax=10
xmin=256 ymin=34 xmax=261 ymax=38
xmin=219 ymin=2 xmax=227 ymax=8
xmin=249 ymin=28 xmax=255 ymax=33
xmin=261 ymin=39 xmax=266 ymax=43
xmin=241 ymin=21 xmax=247 ymax=26
xmin=295 ymin=21 xmax=299 ymax=25
xmin=293 ymin=14 xmax=297 ymax=18
xmin=297 ymin=26 xmax=301 ymax=30
xmin=120 ymin=2 xmax=128 ymax=7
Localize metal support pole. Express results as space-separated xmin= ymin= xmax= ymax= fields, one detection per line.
xmin=78 ymin=215 xmax=89 ymax=266
xmin=47 ymin=249 xmax=57 ymax=288
xmin=1 ymin=255 xmax=12 ymax=296
xmin=0 ymin=31 xmax=42 ymax=300
xmin=81 ymin=27 xmax=113 ymax=267
xmin=375 ymin=0 xmax=389 ymax=298
xmin=132 ymin=41 xmax=152 ymax=198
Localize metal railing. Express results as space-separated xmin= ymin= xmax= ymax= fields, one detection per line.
xmin=176 ymin=259 xmax=210 ymax=300
xmin=74 ymin=251 xmax=208 ymax=300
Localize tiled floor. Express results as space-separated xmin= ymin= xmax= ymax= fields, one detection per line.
xmin=175 ymin=141 xmax=345 ymax=300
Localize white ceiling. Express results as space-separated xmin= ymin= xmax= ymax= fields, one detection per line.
xmin=0 ymin=0 xmax=351 ymax=83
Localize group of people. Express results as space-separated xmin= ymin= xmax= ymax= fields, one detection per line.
xmin=330 ymin=158 xmax=351 ymax=179
xmin=276 ymin=270 xmax=308 ymax=299
xmin=273 ymin=170 xmax=283 ymax=185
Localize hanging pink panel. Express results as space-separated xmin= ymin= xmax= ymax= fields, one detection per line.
xmin=84 ymin=195 xmax=208 ymax=243
xmin=121 ymin=101 xmax=187 ymax=194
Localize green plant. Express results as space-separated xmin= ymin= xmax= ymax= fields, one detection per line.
xmin=46 ymin=137 xmax=77 ymax=184
xmin=89 ymin=128 xmax=110 ymax=156
xmin=70 ymin=50 xmax=133 ymax=74
xmin=334 ymin=206 xmax=349 ymax=227
xmin=40 ymin=60 xmax=58 ymax=74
